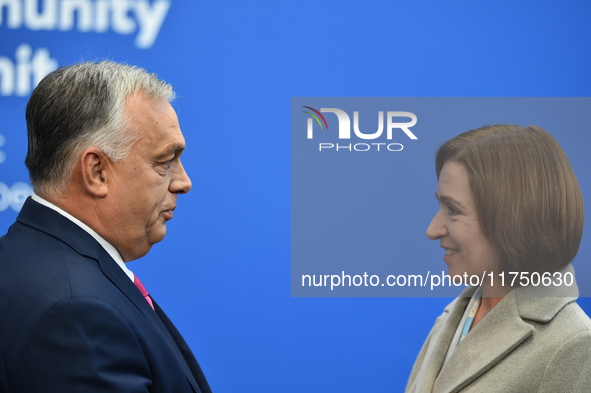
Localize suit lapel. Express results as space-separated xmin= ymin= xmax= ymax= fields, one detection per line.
xmin=95 ymin=248 xmax=203 ymax=393
xmin=433 ymin=291 xmax=533 ymax=393
xmin=153 ymin=301 xmax=212 ymax=393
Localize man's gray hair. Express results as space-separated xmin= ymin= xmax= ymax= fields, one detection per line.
xmin=25 ymin=61 xmax=175 ymax=198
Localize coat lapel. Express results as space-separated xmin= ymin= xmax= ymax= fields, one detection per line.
xmin=433 ymin=291 xmax=533 ymax=392
xmin=406 ymin=291 xmax=473 ymax=393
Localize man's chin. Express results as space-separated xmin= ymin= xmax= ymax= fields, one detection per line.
xmin=148 ymin=226 xmax=168 ymax=245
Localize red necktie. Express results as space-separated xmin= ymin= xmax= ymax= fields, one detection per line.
xmin=134 ymin=275 xmax=155 ymax=310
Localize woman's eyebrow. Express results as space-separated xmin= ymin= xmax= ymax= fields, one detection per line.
xmin=435 ymin=193 xmax=465 ymax=210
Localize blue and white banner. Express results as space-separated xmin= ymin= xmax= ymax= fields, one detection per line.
xmin=2 ymin=1 xmax=591 ymax=392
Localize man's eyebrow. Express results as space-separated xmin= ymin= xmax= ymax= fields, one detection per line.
xmin=434 ymin=193 xmax=465 ymax=209
xmin=156 ymin=142 xmax=186 ymax=158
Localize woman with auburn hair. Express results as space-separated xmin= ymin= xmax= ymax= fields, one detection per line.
xmin=406 ymin=125 xmax=591 ymax=393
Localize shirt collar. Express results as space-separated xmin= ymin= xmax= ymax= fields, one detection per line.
xmin=31 ymin=193 xmax=135 ymax=282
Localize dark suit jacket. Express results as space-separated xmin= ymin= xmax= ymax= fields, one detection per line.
xmin=0 ymin=198 xmax=212 ymax=393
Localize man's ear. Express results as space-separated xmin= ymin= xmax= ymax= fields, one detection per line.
xmin=79 ymin=148 xmax=110 ymax=198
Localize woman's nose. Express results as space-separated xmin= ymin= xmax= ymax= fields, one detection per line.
xmin=426 ymin=209 xmax=447 ymax=240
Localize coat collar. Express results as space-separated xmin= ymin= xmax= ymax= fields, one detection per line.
xmin=17 ymin=197 xmax=104 ymax=261
xmin=17 ymin=198 xmax=146 ymax=315
xmin=512 ymin=264 xmax=579 ymax=323
xmin=431 ymin=266 xmax=579 ymax=393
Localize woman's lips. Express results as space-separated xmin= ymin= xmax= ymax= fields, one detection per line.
xmin=442 ymin=247 xmax=459 ymax=262
xmin=444 ymin=248 xmax=459 ymax=256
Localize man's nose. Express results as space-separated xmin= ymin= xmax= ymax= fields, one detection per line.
xmin=171 ymin=160 xmax=192 ymax=194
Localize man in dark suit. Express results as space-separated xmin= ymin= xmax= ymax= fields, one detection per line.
xmin=0 ymin=61 xmax=212 ymax=392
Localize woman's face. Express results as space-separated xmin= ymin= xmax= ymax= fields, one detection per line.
xmin=426 ymin=161 xmax=500 ymax=280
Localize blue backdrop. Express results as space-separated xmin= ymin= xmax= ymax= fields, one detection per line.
xmin=1 ymin=1 xmax=590 ymax=392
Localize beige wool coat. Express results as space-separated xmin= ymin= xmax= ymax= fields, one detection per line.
xmin=406 ymin=266 xmax=591 ymax=393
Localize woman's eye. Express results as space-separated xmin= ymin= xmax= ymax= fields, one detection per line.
xmin=447 ymin=205 xmax=459 ymax=215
